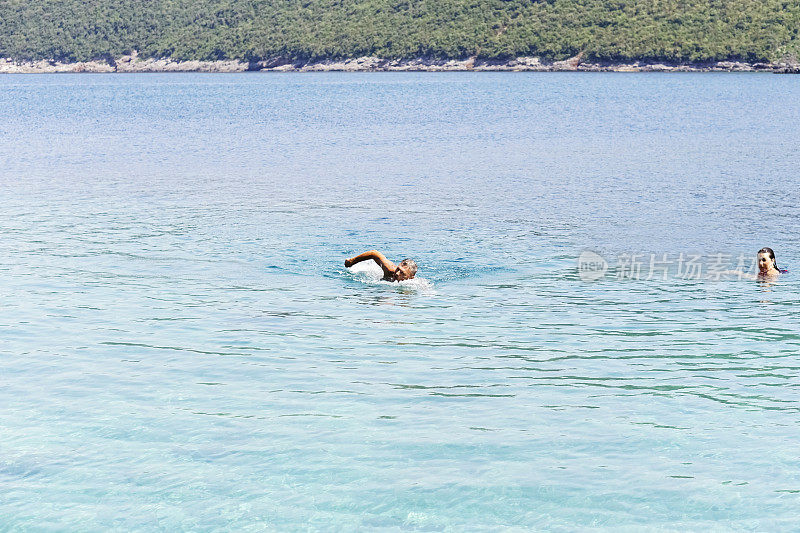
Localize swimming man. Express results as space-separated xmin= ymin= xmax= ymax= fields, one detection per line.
xmin=345 ymin=250 xmax=418 ymax=282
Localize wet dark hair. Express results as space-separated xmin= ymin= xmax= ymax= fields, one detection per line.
xmin=758 ymin=247 xmax=779 ymax=272
xmin=399 ymin=259 xmax=418 ymax=277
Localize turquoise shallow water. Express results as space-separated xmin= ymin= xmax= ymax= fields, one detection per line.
xmin=1 ymin=73 xmax=800 ymax=530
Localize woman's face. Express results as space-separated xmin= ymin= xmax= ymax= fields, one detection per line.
xmin=757 ymin=252 xmax=775 ymax=273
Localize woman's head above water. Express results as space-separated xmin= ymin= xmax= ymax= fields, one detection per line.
xmin=757 ymin=247 xmax=781 ymax=275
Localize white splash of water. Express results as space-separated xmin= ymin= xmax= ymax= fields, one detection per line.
xmin=346 ymin=262 xmax=435 ymax=293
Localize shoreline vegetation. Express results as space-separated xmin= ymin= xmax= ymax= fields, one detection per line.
xmin=3 ymin=0 xmax=800 ymax=74
xmin=2 ymin=53 xmax=800 ymax=74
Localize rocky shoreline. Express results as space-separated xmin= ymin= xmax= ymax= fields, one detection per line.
xmin=1 ymin=52 xmax=798 ymax=73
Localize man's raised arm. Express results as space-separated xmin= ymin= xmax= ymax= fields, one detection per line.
xmin=344 ymin=250 xmax=396 ymax=277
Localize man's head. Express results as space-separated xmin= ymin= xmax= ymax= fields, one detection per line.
xmin=394 ymin=259 xmax=418 ymax=281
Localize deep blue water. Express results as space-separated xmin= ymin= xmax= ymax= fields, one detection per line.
xmin=1 ymin=72 xmax=800 ymax=530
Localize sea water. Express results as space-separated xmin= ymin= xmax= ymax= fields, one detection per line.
xmin=1 ymin=72 xmax=799 ymax=530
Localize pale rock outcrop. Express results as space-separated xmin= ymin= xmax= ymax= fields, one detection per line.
xmin=0 ymin=52 xmax=789 ymax=74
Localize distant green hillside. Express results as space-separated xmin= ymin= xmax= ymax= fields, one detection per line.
xmin=1 ymin=0 xmax=799 ymax=63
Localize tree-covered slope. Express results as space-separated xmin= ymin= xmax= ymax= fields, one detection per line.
xmin=1 ymin=0 xmax=799 ymax=63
